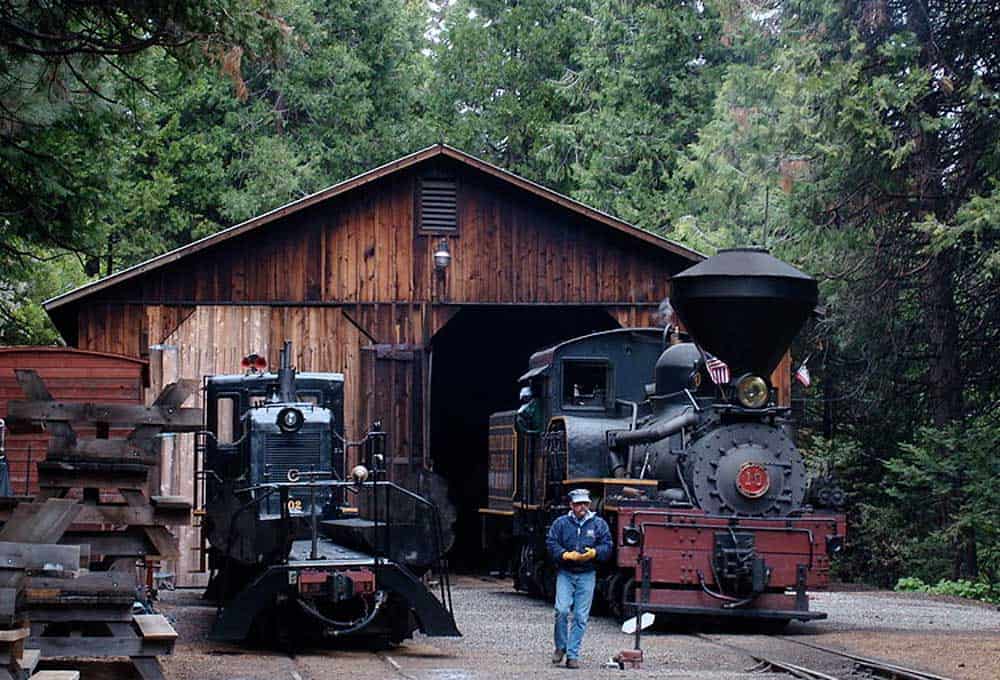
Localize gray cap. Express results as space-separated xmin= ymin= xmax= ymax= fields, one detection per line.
xmin=568 ymin=488 xmax=592 ymax=504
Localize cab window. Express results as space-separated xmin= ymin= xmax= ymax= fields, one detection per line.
xmin=562 ymin=360 xmax=611 ymax=410
xmin=215 ymin=395 xmax=238 ymax=444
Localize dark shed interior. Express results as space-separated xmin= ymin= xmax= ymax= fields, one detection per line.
xmin=429 ymin=306 xmax=620 ymax=568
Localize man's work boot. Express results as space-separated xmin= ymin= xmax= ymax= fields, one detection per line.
xmin=565 ymin=659 xmax=580 ymax=669
xmin=551 ymin=649 xmax=565 ymax=665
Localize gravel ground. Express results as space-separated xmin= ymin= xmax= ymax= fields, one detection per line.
xmin=146 ymin=577 xmax=1000 ymax=680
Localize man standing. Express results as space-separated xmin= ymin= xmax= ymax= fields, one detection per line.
xmin=546 ymin=488 xmax=612 ymax=669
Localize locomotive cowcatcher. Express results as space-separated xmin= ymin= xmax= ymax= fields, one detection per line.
xmin=481 ymin=248 xmax=846 ymax=626
xmin=200 ymin=342 xmax=459 ymax=646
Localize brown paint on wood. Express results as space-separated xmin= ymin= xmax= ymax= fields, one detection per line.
xmin=62 ymin=163 xmax=679 ymax=315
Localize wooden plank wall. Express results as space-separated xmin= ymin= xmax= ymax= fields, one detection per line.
xmin=83 ymin=164 xmax=678 ymax=309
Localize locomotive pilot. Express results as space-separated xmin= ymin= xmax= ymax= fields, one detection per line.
xmin=546 ymin=488 xmax=613 ymax=669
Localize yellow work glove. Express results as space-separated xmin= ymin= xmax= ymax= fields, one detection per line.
xmin=561 ymin=551 xmax=582 ymax=562
xmin=580 ymin=547 xmax=597 ymax=561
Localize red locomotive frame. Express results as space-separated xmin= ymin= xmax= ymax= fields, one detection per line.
xmin=609 ymin=505 xmax=845 ymax=621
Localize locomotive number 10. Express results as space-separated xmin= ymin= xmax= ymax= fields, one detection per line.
xmin=287 ymin=499 xmax=304 ymax=512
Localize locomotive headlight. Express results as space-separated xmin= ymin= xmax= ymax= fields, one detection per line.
xmin=622 ymin=526 xmax=642 ymax=547
xmin=277 ymin=407 xmax=304 ymax=433
xmin=736 ymin=375 xmax=769 ymax=409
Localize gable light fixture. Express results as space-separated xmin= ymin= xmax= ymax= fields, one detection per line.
xmin=433 ymin=238 xmax=452 ymax=271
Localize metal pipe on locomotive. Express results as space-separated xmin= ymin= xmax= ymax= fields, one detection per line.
xmin=481 ymin=248 xmax=846 ymax=626
xmin=200 ymin=341 xmax=459 ymax=646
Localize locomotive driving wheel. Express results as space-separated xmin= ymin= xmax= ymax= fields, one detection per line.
xmin=606 ymin=575 xmax=636 ymax=623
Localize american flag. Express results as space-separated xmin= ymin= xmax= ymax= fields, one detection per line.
xmin=705 ymin=353 xmax=730 ymax=385
xmin=795 ymin=360 xmax=811 ymax=387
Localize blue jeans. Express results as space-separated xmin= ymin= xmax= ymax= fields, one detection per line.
xmin=553 ymin=569 xmax=596 ymax=660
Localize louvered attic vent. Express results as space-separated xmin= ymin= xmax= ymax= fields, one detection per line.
xmin=418 ymin=177 xmax=458 ymax=233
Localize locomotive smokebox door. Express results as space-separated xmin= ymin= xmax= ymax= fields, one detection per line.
xmin=686 ymin=423 xmax=805 ymax=516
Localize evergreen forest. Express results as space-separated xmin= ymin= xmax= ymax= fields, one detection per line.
xmin=1 ymin=0 xmax=997 ymax=597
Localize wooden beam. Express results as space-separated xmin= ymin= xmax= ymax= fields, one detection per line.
xmin=60 ymin=531 xmax=151 ymax=559
xmin=13 ymin=370 xmax=53 ymax=401
xmin=23 ymin=607 xmax=132 ymax=623
xmin=44 ymin=439 xmax=158 ymax=466
xmin=0 ymin=543 xmax=81 ymax=575
xmin=151 ymin=380 xmax=197 ymax=408
xmin=0 ymin=500 xmax=81 ymax=544
xmin=140 ymin=527 xmax=179 ymax=560
xmin=6 ymin=401 xmax=202 ymax=430
xmin=132 ymin=615 xmax=177 ymax=641
xmin=131 ymin=657 xmax=166 ymax=680
xmin=25 ymin=572 xmax=136 ymax=608
xmin=28 ymin=636 xmax=173 ymax=659
xmin=10 ymin=371 xmax=77 ymax=446
xmin=0 ymin=627 xmax=28 ymax=642
xmin=37 ymin=461 xmax=149 ymax=492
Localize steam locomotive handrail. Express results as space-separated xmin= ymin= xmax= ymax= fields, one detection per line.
xmin=625 ymin=506 xmax=841 ymax=525
xmin=236 ymin=479 xmax=422 ymax=492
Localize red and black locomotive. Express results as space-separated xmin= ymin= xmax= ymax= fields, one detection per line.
xmin=481 ymin=248 xmax=845 ymax=626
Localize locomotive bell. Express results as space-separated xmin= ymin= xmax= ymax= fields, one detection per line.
xmin=670 ymin=247 xmax=817 ymax=379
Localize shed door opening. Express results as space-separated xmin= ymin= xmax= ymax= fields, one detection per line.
xmin=429 ymin=306 xmax=620 ymax=570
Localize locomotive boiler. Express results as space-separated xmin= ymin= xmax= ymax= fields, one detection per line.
xmin=201 ymin=342 xmax=459 ymax=646
xmin=481 ymin=248 xmax=846 ymax=626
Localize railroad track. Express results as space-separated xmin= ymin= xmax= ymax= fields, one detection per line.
xmin=691 ymin=632 xmax=954 ymax=680
xmin=776 ymin=636 xmax=955 ymax=680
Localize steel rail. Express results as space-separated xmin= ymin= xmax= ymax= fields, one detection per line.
xmin=691 ymin=632 xmax=954 ymax=680
xmin=777 ymin=637 xmax=955 ymax=680
xmin=690 ymin=633 xmax=844 ymax=679
xmin=749 ymin=656 xmax=841 ymax=680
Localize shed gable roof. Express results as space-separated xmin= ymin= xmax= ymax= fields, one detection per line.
xmin=45 ymin=144 xmax=702 ymax=314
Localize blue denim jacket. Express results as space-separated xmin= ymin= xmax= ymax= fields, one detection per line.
xmin=545 ymin=511 xmax=613 ymax=573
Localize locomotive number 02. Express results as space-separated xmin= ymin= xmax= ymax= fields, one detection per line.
xmin=287 ymin=499 xmax=303 ymax=512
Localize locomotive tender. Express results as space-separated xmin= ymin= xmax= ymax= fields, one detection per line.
xmin=482 ymin=248 xmax=846 ymax=625
xmin=201 ymin=342 xmax=459 ymax=645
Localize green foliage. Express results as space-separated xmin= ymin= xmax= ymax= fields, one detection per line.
xmin=1 ymin=0 xmax=432 ymax=341
xmin=0 ymin=0 xmax=292 ymax=343
xmin=895 ymin=577 xmax=1000 ymax=605
xmin=428 ymin=0 xmax=590 ymax=182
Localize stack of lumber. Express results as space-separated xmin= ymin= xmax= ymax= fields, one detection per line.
xmin=0 ymin=517 xmax=83 ymax=680
xmin=0 ymin=372 xmax=199 ymax=680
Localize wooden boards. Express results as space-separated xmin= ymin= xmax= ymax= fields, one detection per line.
xmin=0 ymin=502 xmax=80 ymax=546
xmin=132 ymin=615 xmax=177 ymax=642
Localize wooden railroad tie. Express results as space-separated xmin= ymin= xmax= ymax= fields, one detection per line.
xmin=0 ymin=371 xmax=198 ymax=680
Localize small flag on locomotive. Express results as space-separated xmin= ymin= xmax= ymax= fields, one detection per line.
xmin=480 ymin=248 xmax=846 ymax=628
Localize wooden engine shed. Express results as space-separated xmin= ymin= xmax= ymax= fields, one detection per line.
xmin=42 ymin=144 xmax=703 ymax=574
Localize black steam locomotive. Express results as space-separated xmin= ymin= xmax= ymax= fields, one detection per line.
xmin=482 ymin=248 xmax=845 ymax=626
xmin=200 ymin=342 xmax=459 ymax=646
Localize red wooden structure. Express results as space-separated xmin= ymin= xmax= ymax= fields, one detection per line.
xmin=0 ymin=347 xmax=146 ymax=495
